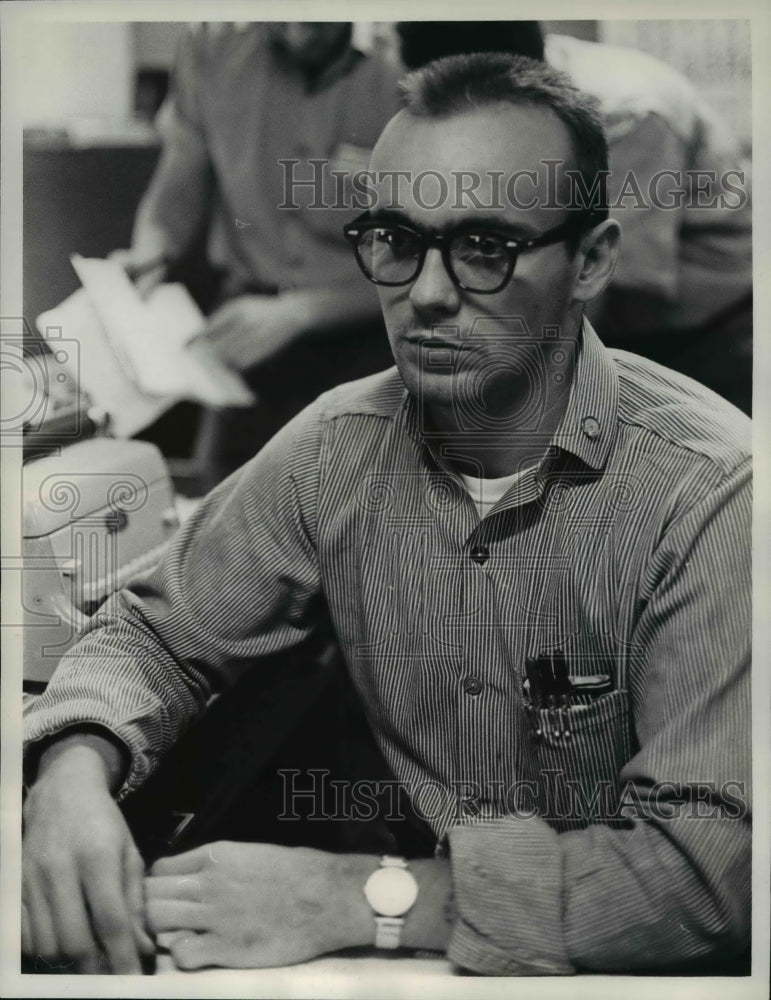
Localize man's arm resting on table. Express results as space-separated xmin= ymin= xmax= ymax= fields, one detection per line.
xmin=144 ymin=843 xmax=453 ymax=971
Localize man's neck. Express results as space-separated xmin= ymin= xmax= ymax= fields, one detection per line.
xmin=424 ymin=339 xmax=579 ymax=479
xmin=272 ymin=35 xmax=357 ymax=93
xmin=431 ymin=406 xmax=566 ymax=479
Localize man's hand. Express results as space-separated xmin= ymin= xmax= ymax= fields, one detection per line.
xmin=194 ymin=295 xmax=310 ymax=372
xmin=108 ymin=249 xmax=168 ymax=300
xmin=145 ymin=842 xmax=373 ymax=970
xmin=22 ymin=741 xmax=153 ymax=974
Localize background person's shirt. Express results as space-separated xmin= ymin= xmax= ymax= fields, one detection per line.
xmin=138 ymin=23 xmax=402 ymax=299
xmin=546 ymin=33 xmax=752 ymax=331
xmin=25 ymin=324 xmax=751 ymax=974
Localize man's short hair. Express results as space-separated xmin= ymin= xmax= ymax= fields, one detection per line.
xmin=399 ymin=53 xmax=609 ymax=236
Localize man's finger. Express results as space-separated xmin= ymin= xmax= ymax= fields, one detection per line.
xmin=150 ymin=844 xmax=211 ymax=877
xmin=85 ymin=855 xmax=141 ymax=974
xmin=155 ymin=929 xmax=189 ymax=952
xmin=23 ymin=880 xmax=59 ymax=960
xmin=123 ymin=845 xmax=155 ymax=957
xmin=145 ymin=874 xmax=203 ymax=902
xmin=47 ymin=872 xmax=103 ymax=971
xmin=21 ymin=901 xmax=32 ymax=956
xmin=169 ymin=931 xmax=220 ymax=971
xmin=146 ymin=898 xmax=208 ymax=934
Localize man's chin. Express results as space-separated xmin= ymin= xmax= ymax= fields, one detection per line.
xmin=396 ymin=362 xmax=480 ymax=414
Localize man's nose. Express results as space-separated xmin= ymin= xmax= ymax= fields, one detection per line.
xmin=409 ymin=249 xmax=461 ymax=317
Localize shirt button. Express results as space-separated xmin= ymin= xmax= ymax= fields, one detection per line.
xmin=470 ymin=545 xmax=490 ymax=565
xmin=462 ymin=676 xmax=483 ymax=696
xmin=581 ymin=416 xmax=601 ymax=439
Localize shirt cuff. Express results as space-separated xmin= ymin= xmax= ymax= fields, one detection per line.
xmin=24 ymin=696 xmax=161 ymax=801
xmin=446 ymin=817 xmax=576 ymax=976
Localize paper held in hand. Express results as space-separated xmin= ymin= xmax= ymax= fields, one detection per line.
xmin=35 ymin=255 xmax=255 ymax=438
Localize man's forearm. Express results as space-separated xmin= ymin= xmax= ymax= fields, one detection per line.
xmin=446 ymin=808 xmax=749 ymax=974
xmin=130 ymin=118 xmax=214 ymax=269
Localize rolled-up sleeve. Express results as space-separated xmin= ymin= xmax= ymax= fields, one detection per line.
xmin=24 ymin=404 xmax=325 ymax=798
xmin=446 ymin=460 xmax=751 ymax=974
xmin=132 ymin=27 xmax=214 ymax=258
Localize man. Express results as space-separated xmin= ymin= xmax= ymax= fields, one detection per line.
xmin=397 ymin=21 xmax=753 ymax=413
xmin=23 ymin=54 xmax=750 ymax=975
xmin=121 ymin=22 xmax=401 ymax=486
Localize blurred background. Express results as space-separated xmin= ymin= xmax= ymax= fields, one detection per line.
xmin=23 ymin=19 xmax=752 ymax=330
xmin=22 ymin=19 xmax=753 ymax=486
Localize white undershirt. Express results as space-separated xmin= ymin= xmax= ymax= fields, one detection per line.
xmin=458 ymin=467 xmax=534 ymax=518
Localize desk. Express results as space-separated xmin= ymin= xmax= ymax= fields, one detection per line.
xmin=154 ymin=948 xmax=456 ymax=997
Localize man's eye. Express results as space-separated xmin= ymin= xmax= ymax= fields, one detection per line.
xmin=457 ymin=233 xmax=507 ymax=258
xmin=375 ymin=228 xmax=417 ymax=257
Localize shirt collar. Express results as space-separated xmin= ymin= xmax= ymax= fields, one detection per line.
xmin=398 ymin=318 xmax=618 ymax=474
xmin=550 ymin=319 xmax=618 ymax=471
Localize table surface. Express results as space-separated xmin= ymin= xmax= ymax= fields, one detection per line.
xmin=154 ymin=947 xmax=452 ymax=979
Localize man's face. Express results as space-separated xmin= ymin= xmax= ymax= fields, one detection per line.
xmin=368 ymin=105 xmax=585 ymax=423
xmin=269 ymin=22 xmax=351 ymax=71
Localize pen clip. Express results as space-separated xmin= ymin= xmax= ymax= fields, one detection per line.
xmin=551 ymin=652 xmax=572 ymax=739
xmin=523 ymin=659 xmax=544 ymax=738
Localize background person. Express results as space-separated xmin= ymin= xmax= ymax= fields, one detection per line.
xmin=118 ymin=21 xmax=401 ymax=489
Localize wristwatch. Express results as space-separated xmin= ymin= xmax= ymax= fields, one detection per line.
xmin=363 ymin=855 xmax=419 ymax=949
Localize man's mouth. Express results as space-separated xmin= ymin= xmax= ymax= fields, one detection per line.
xmin=404 ymin=334 xmax=470 ymax=351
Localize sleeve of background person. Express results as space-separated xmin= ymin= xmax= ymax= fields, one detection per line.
xmin=130 ymin=27 xmax=216 ymax=266
xmin=591 ymin=113 xmax=686 ymax=335
xmin=23 ymin=403 xmax=325 ymax=799
xmin=445 ymin=461 xmax=751 ymax=974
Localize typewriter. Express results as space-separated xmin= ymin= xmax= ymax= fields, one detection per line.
xmin=20 ymin=334 xmax=179 ymax=688
xmin=22 ymin=436 xmax=179 ymax=688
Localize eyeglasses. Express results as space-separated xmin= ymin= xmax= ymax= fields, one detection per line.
xmin=343 ymin=212 xmax=580 ymax=295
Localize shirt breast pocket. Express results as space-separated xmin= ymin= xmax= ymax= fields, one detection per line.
xmin=521 ymin=688 xmax=636 ymax=832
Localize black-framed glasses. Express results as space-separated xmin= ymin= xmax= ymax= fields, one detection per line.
xmin=343 ymin=212 xmax=580 ymax=295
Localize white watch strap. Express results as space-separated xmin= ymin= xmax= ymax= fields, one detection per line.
xmin=382 ymin=854 xmax=408 ymax=870
xmin=374 ymin=915 xmax=404 ymax=949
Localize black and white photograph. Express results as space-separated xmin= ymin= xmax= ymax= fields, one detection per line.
xmin=1 ymin=1 xmax=768 ymax=997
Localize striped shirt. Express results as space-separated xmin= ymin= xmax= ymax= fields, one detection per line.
xmin=24 ymin=323 xmax=751 ymax=975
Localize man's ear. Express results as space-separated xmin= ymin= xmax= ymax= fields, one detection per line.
xmin=572 ymin=219 xmax=621 ymax=305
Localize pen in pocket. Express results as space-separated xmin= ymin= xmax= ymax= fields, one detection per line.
xmin=523 ymin=650 xmax=612 ymax=739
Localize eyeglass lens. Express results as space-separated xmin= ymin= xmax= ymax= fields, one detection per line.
xmin=356 ymin=226 xmax=514 ymax=292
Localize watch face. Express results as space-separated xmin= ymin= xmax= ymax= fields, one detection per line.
xmin=364 ymin=866 xmax=419 ymax=917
